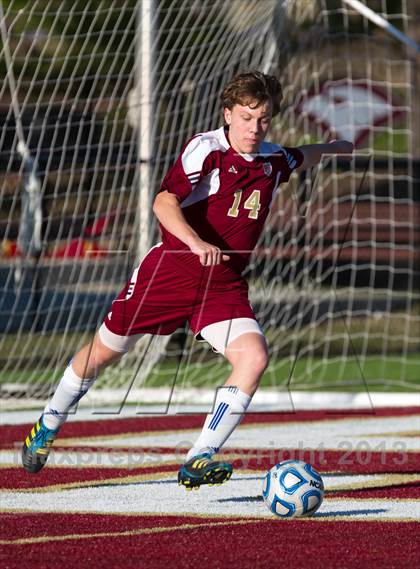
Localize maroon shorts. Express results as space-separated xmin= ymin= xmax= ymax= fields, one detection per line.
xmin=104 ymin=244 xmax=256 ymax=336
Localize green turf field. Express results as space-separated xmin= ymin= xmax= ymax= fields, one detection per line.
xmin=1 ymin=308 xmax=419 ymax=400
xmin=125 ymin=354 xmax=420 ymax=392
xmin=1 ymin=353 xmax=418 ymax=398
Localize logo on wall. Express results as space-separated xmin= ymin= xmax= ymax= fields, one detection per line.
xmin=295 ymin=79 xmax=403 ymax=146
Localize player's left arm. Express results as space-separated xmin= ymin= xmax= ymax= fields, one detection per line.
xmin=295 ymin=140 xmax=354 ymax=171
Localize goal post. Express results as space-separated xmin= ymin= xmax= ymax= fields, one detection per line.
xmin=136 ymin=0 xmax=154 ymax=262
xmin=0 ymin=0 xmax=419 ymax=408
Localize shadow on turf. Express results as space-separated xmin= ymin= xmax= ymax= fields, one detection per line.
xmin=315 ymin=509 xmax=388 ymax=517
xmin=217 ymin=497 xmax=389 ymax=517
xmin=217 ymin=495 xmax=263 ymax=503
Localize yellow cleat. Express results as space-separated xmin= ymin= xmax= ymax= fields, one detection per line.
xmin=178 ymin=453 xmax=233 ymax=490
xmin=22 ymin=415 xmax=60 ymax=474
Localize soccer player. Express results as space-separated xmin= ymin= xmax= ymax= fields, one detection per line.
xmin=22 ymin=71 xmax=353 ymax=488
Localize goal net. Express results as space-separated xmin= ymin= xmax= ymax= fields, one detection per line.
xmin=0 ymin=0 xmax=418 ymax=408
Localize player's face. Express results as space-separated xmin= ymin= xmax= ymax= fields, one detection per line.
xmin=224 ymin=100 xmax=273 ymax=155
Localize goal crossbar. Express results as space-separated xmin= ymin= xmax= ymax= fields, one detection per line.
xmin=342 ymin=0 xmax=420 ymax=54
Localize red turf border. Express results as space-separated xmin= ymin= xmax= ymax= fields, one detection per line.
xmin=0 ymin=513 xmax=419 ymax=569
xmin=2 ymin=406 xmax=419 ymax=445
xmin=1 ymin=449 xmax=419 ymax=491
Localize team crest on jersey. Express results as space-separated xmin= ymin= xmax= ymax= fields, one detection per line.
xmin=228 ymin=165 xmax=238 ymax=174
xmin=263 ymin=162 xmax=272 ymax=176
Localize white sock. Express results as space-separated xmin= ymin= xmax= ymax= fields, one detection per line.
xmin=186 ymin=386 xmax=251 ymax=461
xmin=43 ymin=365 xmax=95 ymax=430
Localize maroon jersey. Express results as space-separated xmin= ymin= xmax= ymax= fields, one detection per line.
xmin=104 ymin=128 xmax=303 ymax=337
xmin=159 ymin=126 xmax=303 ymax=281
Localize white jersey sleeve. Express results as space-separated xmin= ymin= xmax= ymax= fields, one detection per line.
xmin=160 ymin=133 xmax=220 ymax=201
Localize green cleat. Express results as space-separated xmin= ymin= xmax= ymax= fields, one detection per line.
xmin=178 ymin=453 xmax=233 ymax=490
xmin=22 ymin=415 xmax=59 ymax=473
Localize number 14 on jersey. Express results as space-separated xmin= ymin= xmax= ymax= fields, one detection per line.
xmin=227 ymin=189 xmax=261 ymax=219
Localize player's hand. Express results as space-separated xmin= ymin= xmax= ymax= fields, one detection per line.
xmin=329 ymin=139 xmax=354 ymax=158
xmin=187 ymin=236 xmax=230 ymax=266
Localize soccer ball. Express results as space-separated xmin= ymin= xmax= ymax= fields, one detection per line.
xmin=262 ymin=460 xmax=324 ymax=518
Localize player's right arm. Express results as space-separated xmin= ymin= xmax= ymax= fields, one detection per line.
xmin=153 ymin=134 xmax=229 ymax=266
xmin=153 ymin=190 xmax=229 ymax=266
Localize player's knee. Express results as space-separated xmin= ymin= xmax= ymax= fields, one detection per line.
xmin=91 ymin=337 xmax=122 ymax=370
xmin=73 ymin=336 xmax=122 ymax=378
xmin=231 ymin=345 xmax=269 ymax=377
xmin=249 ymin=347 xmax=269 ymax=377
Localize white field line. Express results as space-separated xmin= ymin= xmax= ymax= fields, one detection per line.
xmin=1 ymin=472 xmax=419 ymax=520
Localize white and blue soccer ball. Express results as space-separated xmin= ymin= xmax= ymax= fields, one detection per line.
xmin=262 ymin=460 xmax=324 ymax=518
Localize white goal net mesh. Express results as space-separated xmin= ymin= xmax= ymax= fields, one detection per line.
xmin=0 ymin=0 xmax=419 ymax=406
